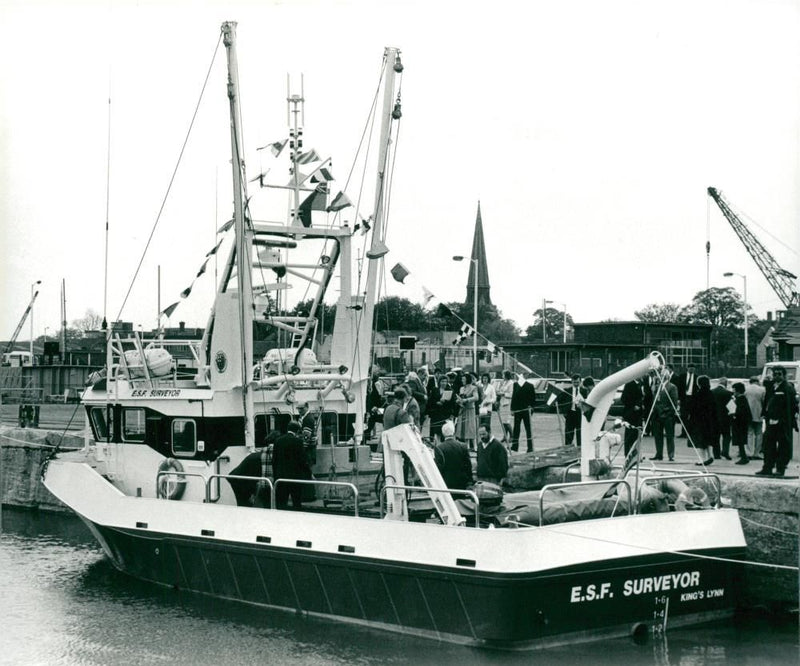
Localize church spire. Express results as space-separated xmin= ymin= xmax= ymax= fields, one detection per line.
xmin=466 ymin=201 xmax=492 ymax=307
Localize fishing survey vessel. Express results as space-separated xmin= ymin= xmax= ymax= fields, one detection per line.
xmin=43 ymin=22 xmax=745 ymax=649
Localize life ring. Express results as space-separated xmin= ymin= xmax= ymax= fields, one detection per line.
xmin=675 ymin=486 xmax=711 ymax=511
xmin=158 ymin=458 xmax=187 ymax=500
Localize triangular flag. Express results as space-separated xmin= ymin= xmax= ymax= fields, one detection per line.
xmin=486 ymin=341 xmax=496 ymax=354
xmin=256 ymin=139 xmax=287 ymax=157
xmin=249 ymin=170 xmax=270 ymax=187
xmin=366 ymin=239 xmax=389 ymax=259
xmin=297 ymin=186 xmax=328 ymax=227
xmin=311 ymin=166 xmax=334 ymax=183
xmin=390 ymin=263 xmax=409 ymax=283
xmin=545 ymin=383 xmax=561 ymax=406
xmin=217 ymin=218 xmax=234 ymax=234
xmin=195 ymin=259 xmax=209 ymax=278
xmin=180 ymin=286 xmax=192 ymax=299
xmin=326 ymin=191 xmax=353 ymax=213
xmin=161 ymin=302 xmax=180 ymax=318
xmin=421 ymin=286 xmax=435 ymax=308
xmin=296 ymin=149 xmax=321 ymax=164
xmin=206 ymin=238 xmax=224 ymax=257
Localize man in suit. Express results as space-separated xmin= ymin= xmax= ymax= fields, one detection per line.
xmin=510 ymin=374 xmax=536 ymax=452
xmin=756 ymin=366 xmax=799 ymax=478
xmin=434 ymin=420 xmax=474 ymax=490
xmin=621 ymin=377 xmax=644 ymax=456
xmin=710 ymin=377 xmax=733 ymax=460
xmin=676 ymin=363 xmax=699 ymax=437
xmin=272 ymin=421 xmax=311 ymax=509
xmin=564 ymin=373 xmax=588 ymax=446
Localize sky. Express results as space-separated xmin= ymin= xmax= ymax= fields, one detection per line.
xmin=1 ymin=0 xmax=799 ymax=342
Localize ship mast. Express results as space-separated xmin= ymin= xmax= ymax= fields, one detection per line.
xmin=355 ymin=48 xmax=402 ymax=374
xmin=222 ymin=21 xmax=256 ymax=449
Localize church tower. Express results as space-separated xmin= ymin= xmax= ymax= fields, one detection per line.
xmin=465 ymin=201 xmax=492 ymax=307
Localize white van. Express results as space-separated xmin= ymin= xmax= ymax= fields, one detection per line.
xmin=1 ymin=351 xmax=33 ymax=367
xmin=760 ymin=361 xmax=800 ymax=392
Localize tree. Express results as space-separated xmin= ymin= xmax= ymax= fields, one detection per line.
xmin=374 ymin=296 xmax=430 ymax=332
xmin=634 ymin=303 xmax=685 ymax=322
xmin=681 ymin=287 xmax=756 ymax=368
xmin=526 ymin=307 xmax=574 ymax=341
xmin=680 ymin=287 xmax=749 ymax=328
xmin=286 ymin=299 xmax=337 ymax=335
xmin=71 ymin=309 xmax=104 ymax=334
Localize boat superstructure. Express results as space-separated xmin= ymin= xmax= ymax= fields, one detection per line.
xmin=43 ymin=22 xmax=746 ymax=649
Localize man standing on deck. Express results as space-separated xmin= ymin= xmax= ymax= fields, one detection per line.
xmin=272 ymin=421 xmax=311 ymax=509
xmin=434 ymin=420 xmax=473 ymax=490
xmin=476 ymin=425 xmax=508 ymax=484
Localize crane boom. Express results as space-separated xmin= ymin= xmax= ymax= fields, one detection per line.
xmin=707 ymin=187 xmax=799 ymax=308
xmin=4 ymin=290 xmax=40 ymax=356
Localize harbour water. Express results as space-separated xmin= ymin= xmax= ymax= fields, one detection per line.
xmin=0 ymin=507 xmax=797 ymax=665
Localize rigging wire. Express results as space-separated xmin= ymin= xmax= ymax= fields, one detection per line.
xmin=103 ymin=76 xmax=112 ymax=330
xmin=113 ymin=32 xmax=223 ymax=323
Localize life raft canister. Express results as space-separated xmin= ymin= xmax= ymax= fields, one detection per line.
xmin=675 ymin=486 xmax=711 ymax=511
xmin=158 ymin=458 xmax=187 ymax=500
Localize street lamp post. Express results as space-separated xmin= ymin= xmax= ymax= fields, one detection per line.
xmin=545 ymin=299 xmax=567 ymax=343
xmin=453 ymin=255 xmax=479 ymax=373
xmin=723 ymin=272 xmax=748 ymax=369
xmin=30 ymin=280 xmax=41 ymax=365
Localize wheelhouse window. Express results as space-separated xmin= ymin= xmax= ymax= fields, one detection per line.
xmin=122 ymin=408 xmax=146 ymax=442
xmin=89 ymin=406 xmax=112 ymax=441
xmin=172 ymin=419 xmax=196 ymax=456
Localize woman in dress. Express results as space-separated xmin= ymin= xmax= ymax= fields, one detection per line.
xmin=456 ymin=373 xmax=479 ymax=450
xmin=479 ymin=373 xmax=497 ymax=434
xmin=498 ymin=370 xmax=515 ymax=443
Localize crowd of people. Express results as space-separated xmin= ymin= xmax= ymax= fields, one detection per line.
xmin=229 ymin=362 xmax=797 ymax=509
xmin=616 ymin=364 xmax=798 ymax=477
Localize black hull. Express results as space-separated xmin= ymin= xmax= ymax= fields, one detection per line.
xmin=85 ymin=520 xmax=743 ymax=649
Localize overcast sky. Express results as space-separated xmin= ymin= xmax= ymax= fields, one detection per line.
xmin=1 ymin=0 xmax=799 ymax=342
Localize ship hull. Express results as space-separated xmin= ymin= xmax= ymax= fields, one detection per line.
xmin=85 ymin=519 xmax=740 ymax=648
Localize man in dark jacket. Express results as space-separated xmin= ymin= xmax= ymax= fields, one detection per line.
xmin=756 ymin=366 xmax=798 ymax=478
xmin=272 ymin=421 xmax=311 ymax=509
xmin=228 ymin=431 xmax=278 ymax=507
xmin=675 ymin=364 xmax=699 ymax=437
xmin=476 ymin=425 xmax=508 ymax=484
xmin=510 ymin=375 xmax=536 ymax=452
xmin=434 ymin=421 xmax=473 ymax=490
xmin=710 ymin=378 xmax=733 ymax=460
xmin=621 ymin=378 xmax=644 ymax=456
xmin=564 ymin=374 xmax=588 ymax=446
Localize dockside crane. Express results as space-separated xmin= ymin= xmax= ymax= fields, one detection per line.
xmin=707 ymin=187 xmax=799 ymax=308
xmin=3 ymin=289 xmax=40 ymax=356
